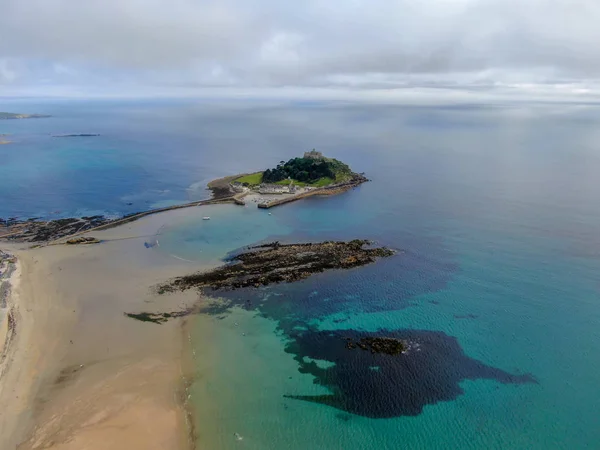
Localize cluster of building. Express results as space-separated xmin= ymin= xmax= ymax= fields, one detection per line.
xmin=303 ymin=150 xmax=324 ymax=160
xmin=230 ymin=182 xmax=250 ymax=193
xmin=229 ymin=181 xmax=308 ymax=210
xmin=257 ymin=183 xmax=298 ymax=194
xmin=231 ymin=180 xmax=299 ymax=195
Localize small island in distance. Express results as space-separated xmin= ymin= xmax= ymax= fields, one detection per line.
xmin=52 ymin=134 xmax=100 ymax=138
xmin=0 ymin=112 xmax=51 ymax=120
xmin=210 ymin=150 xmax=368 ymax=209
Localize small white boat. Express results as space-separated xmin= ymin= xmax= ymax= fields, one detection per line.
xmin=268 ymin=213 xmax=272 ymax=215
xmin=203 ymin=216 xmax=211 ymax=220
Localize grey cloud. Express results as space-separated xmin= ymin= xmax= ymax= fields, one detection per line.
xmin=1 ymin=0 xmax=600 ymax=90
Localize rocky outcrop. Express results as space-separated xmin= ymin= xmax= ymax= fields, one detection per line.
xmin=156 ymin=239 xmax=395 ymax=294
xmin=0 ymin=216 xmax=111 ymax=242
xmin=126 ymin=239 xmax=395 ymax=324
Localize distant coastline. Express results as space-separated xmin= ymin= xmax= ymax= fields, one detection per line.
xmin=52 ymin=134 xmax=100 ymax=138
xmin=0 ymin=112 xmax=51 ymax=120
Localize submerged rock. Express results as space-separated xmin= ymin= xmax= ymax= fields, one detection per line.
xmin=125 ymin=310 xmax=192 ymax=324
xmin=345 ymin=336 xmax=407 ymax=355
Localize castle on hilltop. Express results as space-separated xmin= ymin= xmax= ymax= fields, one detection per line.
xmin=303 ymin=149 xmax=323 ymax=160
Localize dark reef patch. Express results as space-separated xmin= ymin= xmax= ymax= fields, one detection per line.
xmin=283 ymin=328 xmax=537 ymax=418
xmin=129 ymin=232 xmax=533 ymax=420
xmin=454 ymin=313 xmax=479 ymax=320
xmin=344 ymin=336 xmax=407 ymax=355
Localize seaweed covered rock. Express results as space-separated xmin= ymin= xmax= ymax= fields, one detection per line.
xmin=156 ymin=240 xmax=395 ymax=294
xmin=1 ymin=216 xmax=111 ymax=242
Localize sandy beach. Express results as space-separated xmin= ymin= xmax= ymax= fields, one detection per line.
xmin=0 ymin=173 xmax=363 ymax=449
xmin=0 ymin=211 xmax=211 ymax=450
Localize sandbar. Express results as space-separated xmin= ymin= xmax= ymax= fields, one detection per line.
xmin=0 ymin=210 xmax=214 ymax=449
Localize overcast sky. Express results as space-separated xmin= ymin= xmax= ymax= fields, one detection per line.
xmin=1 ymin=0 xmax=600 ymax=99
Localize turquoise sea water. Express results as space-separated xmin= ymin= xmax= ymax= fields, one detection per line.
xmin=2 ymin=99 xmax=600 ymax=448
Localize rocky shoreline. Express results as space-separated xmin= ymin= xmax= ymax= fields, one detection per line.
xmin=256 ymin=172 xmax=368 ymax=209
xmin=0 ymin=198 xmax=235 ymax=244
xmin=0 ymin=216 xmax=112 ymax=242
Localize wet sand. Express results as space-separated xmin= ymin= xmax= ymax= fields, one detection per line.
xmin=0 ymin=210 xmax=214 ymax=449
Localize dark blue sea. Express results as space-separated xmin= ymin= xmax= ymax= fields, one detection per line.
xmin=2 ymin=98 xmax=599 ymax=449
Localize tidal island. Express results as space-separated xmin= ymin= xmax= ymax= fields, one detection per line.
xmin=209 ymin=150 xmax=368 ymax=209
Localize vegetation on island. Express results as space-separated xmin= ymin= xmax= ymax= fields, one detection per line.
xmin=263 ymin=150 xmax=352 ymax=184
xmin=235 ymin=172 xmax=263 ymax=185
xmin=233 ymin=150 xmax=355 ymax=187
